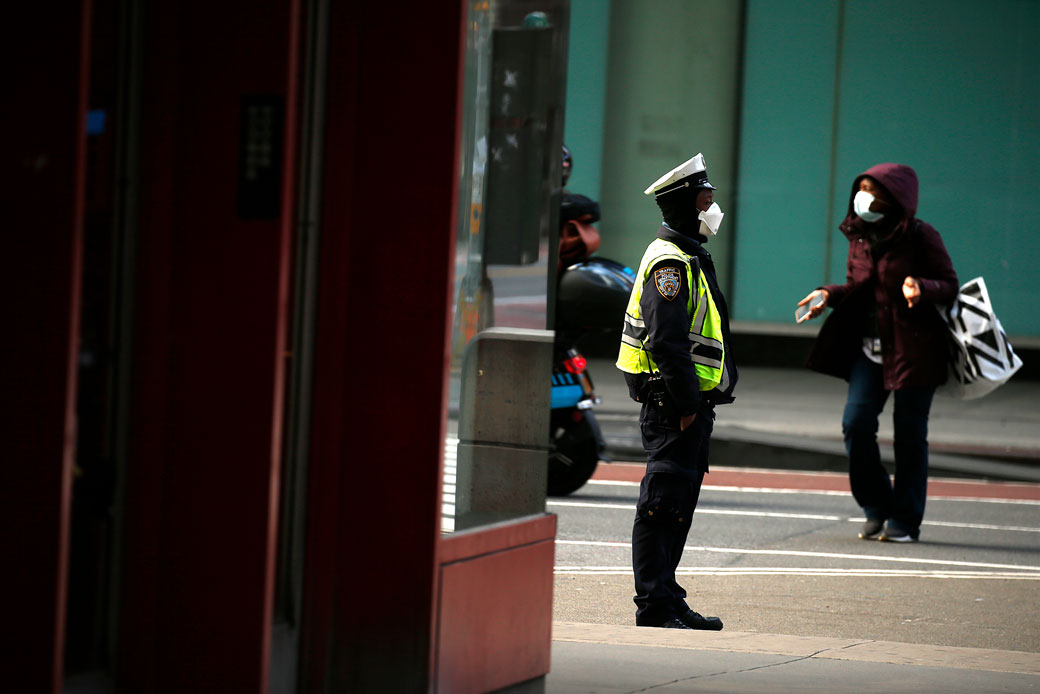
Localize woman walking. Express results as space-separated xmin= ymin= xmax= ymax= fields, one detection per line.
xmin=798 ymin=163 xmax=958 ymax=542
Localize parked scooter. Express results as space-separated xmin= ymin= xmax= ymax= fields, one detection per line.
xmin=548 ymin=187 xmax=635 ymax=495
xmin=548 ymin=344 xmax=601 ymax=496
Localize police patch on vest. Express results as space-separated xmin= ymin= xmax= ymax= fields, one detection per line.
xmin=654 ymin=267 xmax=681 ymax=300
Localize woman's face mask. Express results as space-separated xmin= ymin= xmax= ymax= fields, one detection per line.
xmin=698 ymin=202 xmax=724 ymax=236
xmin=854 ymin=190 xmax=884 ymax=223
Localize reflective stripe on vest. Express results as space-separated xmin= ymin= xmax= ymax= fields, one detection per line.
xmin=615 ymin=238 xmax=724 ymax=391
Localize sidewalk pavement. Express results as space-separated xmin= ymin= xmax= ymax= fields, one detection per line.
xmin=588 ymin=359 xmax=1040 ymax=482
xmin=546 ymin=623 xmax=1040 ymax=693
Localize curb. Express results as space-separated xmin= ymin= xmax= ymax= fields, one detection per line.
xmin=552 ymin=622 xmax=1040 ymax=676
xmin=603 ymin=427 xmax=1040 ymax=483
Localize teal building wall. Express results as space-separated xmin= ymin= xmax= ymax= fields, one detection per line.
xmin=735 ymin=0 xmax=1040 ymax=335
xmin=565 ymin=0 xmax=1040 ymax=336
xmin=563 ymin=0 xmax=611 ymax=203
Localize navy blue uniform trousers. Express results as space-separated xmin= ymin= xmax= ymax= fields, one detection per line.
xmin=632 ymin=401 xmax=712 ymax=626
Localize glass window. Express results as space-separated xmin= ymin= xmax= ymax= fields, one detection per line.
xmin=444 ymin=0 xmax=570 ymax=533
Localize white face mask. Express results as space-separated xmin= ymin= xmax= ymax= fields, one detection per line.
xmin=854 ymin=190 xmax=884 ymax=223
xmin=697 ymin=202 xmax=724 ymax=236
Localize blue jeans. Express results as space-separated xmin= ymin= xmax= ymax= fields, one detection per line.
xmin=843 ymin=353 xmax=935 ymax=539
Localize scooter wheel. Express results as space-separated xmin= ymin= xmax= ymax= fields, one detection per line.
xmin=547 ymin=413 xmax=600 ymax=496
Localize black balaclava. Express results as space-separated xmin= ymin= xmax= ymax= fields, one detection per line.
xmin=655 ymin=182 xmax=708 ymax=241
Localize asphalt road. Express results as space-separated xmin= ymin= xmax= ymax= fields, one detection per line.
xmin=550 ymin=465 xmax=1040 ymax=654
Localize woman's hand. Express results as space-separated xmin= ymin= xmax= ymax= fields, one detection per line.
xmin=680 ymin=413 xmax=697 ymax=431
xmin=903 ymin=276 xmax=921 ymax=308
xmin=797 ymin=289 xmax=829 ymax=322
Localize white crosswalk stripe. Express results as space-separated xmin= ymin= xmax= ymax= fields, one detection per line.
xmin=442 ymin=437 xmax=458 ymax=532
xmin=548 ymin=499 xmax=1040 ymax=533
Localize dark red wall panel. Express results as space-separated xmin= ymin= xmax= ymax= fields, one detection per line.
xmin=298 ymin=1 xmax=467 ymax=691
xmin=118 ymin=1 xmax=299 ymax=691
xmin=0 ymin=4 xmax=91 ymax=692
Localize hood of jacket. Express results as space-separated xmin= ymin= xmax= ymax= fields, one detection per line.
xmin=841 ymin=163 xmax=919 ymax=240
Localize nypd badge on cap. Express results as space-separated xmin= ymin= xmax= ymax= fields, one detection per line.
xmin=644 ymin=152 xmax=716 ymax=196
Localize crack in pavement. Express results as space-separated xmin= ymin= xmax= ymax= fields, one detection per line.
xmin=623 ymin=648 xmax=833 ymax=693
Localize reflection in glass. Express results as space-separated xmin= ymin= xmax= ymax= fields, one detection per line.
xmin=443 ymin=0 xmax=569 ymax=533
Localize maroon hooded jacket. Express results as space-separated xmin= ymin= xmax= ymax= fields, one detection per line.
xmin=806 ymin=163 xmax=959 ymax=390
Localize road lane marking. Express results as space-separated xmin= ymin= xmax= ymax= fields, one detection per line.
xmin=445 ymin=438 xmax=1040 ymax=535
xmin=553 ymin=567 xmax=1040 ymax=580
xmin=549 ymin=499 xmax=1040 ymax=533
xmin=555 ymin=539 xmax=1040 ymax=572
xmin=586 ymin=479 xmax=848 ymax=496
xmin=584 ymin=479 xmax=1040 ymax=504
xmin=549 ymin=500 xmax=634 ymax=510
xmin=549 ymin=500 xmax=843 ymax=521
xmin=920 ymin=519 xmax=1040 ymax=533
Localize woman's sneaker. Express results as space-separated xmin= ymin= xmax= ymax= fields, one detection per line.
xmin=879 ymin=524 xmax=918 ymax=543
xmin=858 ymin=518 xmax=884 ymax=540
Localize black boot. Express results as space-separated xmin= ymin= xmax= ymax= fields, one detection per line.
xmin=679 ymin=609 xmax=723 ymax=630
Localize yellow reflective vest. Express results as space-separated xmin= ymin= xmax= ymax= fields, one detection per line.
xmin=616 ymin=237 xmax=725 ymax=391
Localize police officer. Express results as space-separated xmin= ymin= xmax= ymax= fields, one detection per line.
xmin=616 ymin=153 xmax=737 ymax=629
